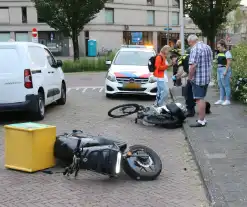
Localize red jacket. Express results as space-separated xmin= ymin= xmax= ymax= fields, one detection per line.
xmin=154 ymin=55 xmax=169 ymax=78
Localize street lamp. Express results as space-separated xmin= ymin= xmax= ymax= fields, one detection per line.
xmin=167 ymin=0 xmax=170 ymax=45
xmin=179 ymin=0 xmax=185 ymax=54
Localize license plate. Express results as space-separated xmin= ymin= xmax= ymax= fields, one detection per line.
xmin=123 ymin=83 xmax=141 ymax=89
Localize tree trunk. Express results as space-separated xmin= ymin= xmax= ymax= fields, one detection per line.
xmin=208 ymin=35 xmax=215 ymax=58
xmin=72 ymin=30 xmax=79 ymax=61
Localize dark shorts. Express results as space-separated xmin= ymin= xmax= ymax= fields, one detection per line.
xmin=191 ymin=81 xmax=208 ymax=99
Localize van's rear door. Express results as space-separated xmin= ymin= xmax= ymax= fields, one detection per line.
xmin=0 ymin=44 xmax=26 ymax=104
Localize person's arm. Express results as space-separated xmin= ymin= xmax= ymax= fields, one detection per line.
xmin=155 ymin=55 xmax=169 ymax=71
xmin=224 ymin=51 xmax=232 ymax=76
xmin=188 ymin=47 xmax=199 ymax=80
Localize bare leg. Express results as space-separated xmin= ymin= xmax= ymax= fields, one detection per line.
xmin=198 ymin=99 xmax=206 ymax=121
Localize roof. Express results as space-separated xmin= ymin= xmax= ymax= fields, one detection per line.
xmin=119 ymin=47 xmax=155 ymax=52
xmin=0 ymin=41 xmax=46 ymax=48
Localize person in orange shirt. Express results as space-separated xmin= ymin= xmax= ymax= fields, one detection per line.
xmin=153 ymin=45 xmax=170 ymax=107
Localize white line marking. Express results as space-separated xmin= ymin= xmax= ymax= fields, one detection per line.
xmin=82 ymin=88 xmax=87 ymax=93
xmin=67 ymin=86 xmax=104 ymax=93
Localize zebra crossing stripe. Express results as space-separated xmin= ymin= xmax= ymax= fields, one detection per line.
xmin=67 ymin=86 xmax=104 ymax=94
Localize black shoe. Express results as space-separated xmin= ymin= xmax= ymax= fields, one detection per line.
xmin=189 ymin=121 xmax=206 ymax=127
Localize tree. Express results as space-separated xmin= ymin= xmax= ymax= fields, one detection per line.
xmin=231 ymin=6 xmax=247 ymax=33
xmin=183 ymin=0 xmax=241 ymax=49
xmin=32 ymin=0 xmax=109 ymax=61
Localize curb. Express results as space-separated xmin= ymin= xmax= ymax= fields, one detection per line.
xmin=170 ymin=88 xmax=227 ymax=207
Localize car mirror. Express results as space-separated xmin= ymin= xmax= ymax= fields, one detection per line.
xmin=106 ymin=60 xmax=112 ymax=65
xmin=56 ymin=60 xmax=63 ymax=67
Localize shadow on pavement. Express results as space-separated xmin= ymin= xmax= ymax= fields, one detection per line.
xmin=0 ymin=104 xmax=59 ymax=126
xmin=107 ymin=94 xmax=156 ymax=102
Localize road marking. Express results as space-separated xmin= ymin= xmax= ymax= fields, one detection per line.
xmin=81 ymin=88 xmax=88 ymax=93
xmin=67 ymin=86 xmax=104 ymax=94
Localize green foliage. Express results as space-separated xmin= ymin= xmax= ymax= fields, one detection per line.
xmin=184 ymin=0 xmax=241 ymax=46
xmin=32 ymin=0 xmax=109 ymax=60
xmin=229 ymin=43 xmax=247 ymax=103
xmin=32 ymin=0 xmax=107 ymax=37
xmin=62 ymin=52 xmax=116 ymax=73
xmin=212 ymin=42 xmax=247 ymax=104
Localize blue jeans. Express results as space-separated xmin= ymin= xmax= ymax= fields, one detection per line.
xmin=156 ymin=80 xmax=169 ymax=106
xmin=217 ymin=67 xmax=231 ymax=100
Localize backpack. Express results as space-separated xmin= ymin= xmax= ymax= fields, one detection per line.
xmin=148 ymin=55 xmax=163 ymax=72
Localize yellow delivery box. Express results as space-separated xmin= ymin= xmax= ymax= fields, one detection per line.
xmin=4 ymin=122 xmax=56 ymax=172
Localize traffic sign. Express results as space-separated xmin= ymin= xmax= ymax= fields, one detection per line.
xmin=164 ymin=28 xmax=172 ymax=31
xmin=32 ymin=28 xmax=38 ymax=37
xmin=31 ymin=28 xmax=38 ymax=43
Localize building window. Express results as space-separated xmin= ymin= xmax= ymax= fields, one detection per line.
xmin=147 ymin=0 xmax=154 ymax=5
xmin=15 ymin=32 xmax=29 ymax=41
xmin=172 ymin=0 xmax=178 ymax=7
xmin=105 ymin=8 xmax=114 ymax=24
xmin=147 ymin=11 xmax=154 ymax=25
xmin=172 ymin=12 xmax=179 ymax=25
xmin=21 ymin=7 xmax=27 ymax=23
xmin=0 ymin=32 xmax=11 ymax=42
xmin=123 ymin=31 xmax=153 ymax=45
xmin=143 ymin=32 xmax=153 ymax=45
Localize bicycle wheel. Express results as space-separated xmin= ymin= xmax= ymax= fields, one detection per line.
xmin=108 ymin=103 xmax=142 ymax=118
xmin=143 ymin=115 xmax=183 ymax=129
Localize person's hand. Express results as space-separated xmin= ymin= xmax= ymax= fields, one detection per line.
xmin=223 ymin=71 xmax=227 ymax=76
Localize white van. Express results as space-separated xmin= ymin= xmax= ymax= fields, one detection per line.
xmin=0 ymin=42 xmax=66 ymax=120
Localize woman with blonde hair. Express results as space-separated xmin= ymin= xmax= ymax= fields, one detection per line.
xmin=153 ymin=45 xmax=170 ymax=107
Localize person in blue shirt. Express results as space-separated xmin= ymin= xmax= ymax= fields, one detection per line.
xmin=214 ymin=40 xmax=233 ymax=106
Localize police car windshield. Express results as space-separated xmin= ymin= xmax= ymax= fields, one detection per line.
xmin=113 ymin=51 xmax=154 ymax=66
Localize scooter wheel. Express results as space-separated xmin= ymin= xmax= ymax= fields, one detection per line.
xmin=123 ymin=145 xmax=162 ymax=181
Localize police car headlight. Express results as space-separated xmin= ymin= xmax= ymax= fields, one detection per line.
xmin=148 ymin=75 xmax=157 ymax=83
xmin=106 ymin=73 xmax=116 ymax=82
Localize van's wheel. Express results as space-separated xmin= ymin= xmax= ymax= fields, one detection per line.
xmin=57 ymin=83 xmax=66 ymax=105
xmin=32 ymin=92 xmax=45 ymax=121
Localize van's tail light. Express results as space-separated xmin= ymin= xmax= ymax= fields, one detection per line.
xmin=24 ymin=69 xmax=33 ymax=88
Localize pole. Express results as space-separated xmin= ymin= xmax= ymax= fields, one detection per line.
xmin=179 ymin=0 xmax=185 ymax=54
xmin=167 ymin=0 xmax=170 ymax=45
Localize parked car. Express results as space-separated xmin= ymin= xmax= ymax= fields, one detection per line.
xmin=0 ymin=42 xmax=67 ymax=120
xmin=104 ymin=45 xmax=157 ymax=98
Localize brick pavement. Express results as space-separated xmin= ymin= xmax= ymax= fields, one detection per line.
xmin=174 ymin=86 xmax=247 ymax=207
xmin=0 ymin=73 xmax=209 ymax=207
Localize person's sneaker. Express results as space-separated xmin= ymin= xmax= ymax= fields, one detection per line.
xmin=222 ymin=100 xmax=231 ymax=106
xmin=214 ymin=100 xmax=224 ymax=105
xmin=190 ymin=120 xmax=207 ymax=127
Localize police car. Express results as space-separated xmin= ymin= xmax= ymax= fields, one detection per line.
xmin=104 ymin=45 xmax=157 ymax=97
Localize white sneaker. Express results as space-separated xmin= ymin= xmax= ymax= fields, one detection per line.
xmin=214 ymin=100 xmax=224 ymax=105
xmin=222 ymin=100 xmax=231 ymax=105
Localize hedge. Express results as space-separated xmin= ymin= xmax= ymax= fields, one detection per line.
xmin=213 ymin=42 xmax=247 ymax=104
xmin=62 ymin=52 xmax=116 ymax=73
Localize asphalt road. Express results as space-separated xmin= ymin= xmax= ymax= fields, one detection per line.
xmin=0 ymin=72 xmax=209 ymax=207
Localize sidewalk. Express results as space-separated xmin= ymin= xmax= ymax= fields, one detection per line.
xmin=172 ymin=86 xmax=247 ymax=207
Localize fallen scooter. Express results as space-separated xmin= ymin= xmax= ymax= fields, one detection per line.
xmin=54 ymin=130 xmax=162 ymax=181
xmin=108 ymin=102 xmax=187 ymax=129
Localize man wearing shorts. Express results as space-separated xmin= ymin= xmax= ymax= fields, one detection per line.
xmin=187 ymin=35 xmax=213 ymax=127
